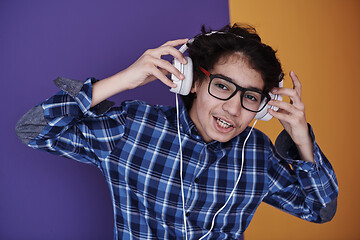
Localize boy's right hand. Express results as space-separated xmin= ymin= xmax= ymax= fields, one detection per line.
xmin=91 ymin=39 xmax=189 ymax=107
xmin=120 ymin=38 xmax=189 ymax=90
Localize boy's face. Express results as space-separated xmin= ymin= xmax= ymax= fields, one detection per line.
xmin=189 ymin=54 xmax=264 ymax=143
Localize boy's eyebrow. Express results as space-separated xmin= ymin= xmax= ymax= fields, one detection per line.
xmin=214 ymin=73 xmax=264 ymax=92
xmin=215 ymin=73 xmax=233 ymax=81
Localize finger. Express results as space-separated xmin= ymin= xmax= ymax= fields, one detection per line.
xmin=161 ymin=38 xmax=189 ymax=47
xmin=146 ymin=44 xmax=187 ymax=64
xmin=268 ymin=99 xmax=304 ymax=114
xmin=268 ymin=108 xmax=289 ymax=122
xmin=161 ymin=45 xmax=188 ymax=64
xmin=271 ymin=87 xmax=303 ymax=109
xmin=290 ymin=71 xmax=302 ymax=96
xmin=159 ymin=68 xmax=170 ymax=77
xmin=151 ymin=68 xmax=177 ymax=88
xmin=152 ymin=58 xmax=185 ymax=80
xmin=159 ymin=45 xmax=188 ymax=64
xmin=269 ymin=106 xmax=306 ymax=128
xmin=268 ymin=109 xmax=301 ymax=129
xmin=272 ymin=87 xmax=300 ymax=100
xmin=268 ymin=99 xmax=306 ymax=125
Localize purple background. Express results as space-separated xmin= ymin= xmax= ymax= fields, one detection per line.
xmin=0 ymin=0 xmax=229 ymax=239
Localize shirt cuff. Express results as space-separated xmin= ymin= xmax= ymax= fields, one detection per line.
xmin=53 ymin=77 xmax=114 ymax=116
xmin=274 ymin=124 xmax=323 ymax=172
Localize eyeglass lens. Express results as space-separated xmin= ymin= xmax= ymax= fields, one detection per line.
xmin=209 ymin=77 xmax=266 ymax=112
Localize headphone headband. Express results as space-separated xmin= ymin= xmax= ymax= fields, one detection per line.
xmin=179 ymin=31 xmax=244 ymax=53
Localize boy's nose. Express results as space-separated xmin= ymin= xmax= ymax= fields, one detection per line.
xmin=222 ymin=91 xmax=243 ymax=117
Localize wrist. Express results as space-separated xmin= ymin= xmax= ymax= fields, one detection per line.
xmin=295 ymin=139 xmax=315 ymax=163
xmin=91 ymin=71 xmax=130 ymax=107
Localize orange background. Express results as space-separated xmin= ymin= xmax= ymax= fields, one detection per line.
xmin=229 ymin=0 xmax=360 ymax=239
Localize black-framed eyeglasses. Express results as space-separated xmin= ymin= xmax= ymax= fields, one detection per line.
xmin=200 ymin=67 xmax=271 ymax=113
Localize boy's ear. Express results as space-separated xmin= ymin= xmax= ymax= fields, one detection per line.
xmin=190 ymin=85 xmax=197 ymax=93
xmin=190 ymin=80 xmax=200 ymax=93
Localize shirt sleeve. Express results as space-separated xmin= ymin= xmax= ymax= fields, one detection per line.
xmin=15 ymin=77 xmax=126 ymax=168
xmin=263 ymin=125 xmax=338 ymax=223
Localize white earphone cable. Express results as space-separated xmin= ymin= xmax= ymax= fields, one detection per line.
xmin=176 ymin=92 xmax=258 ymax=240
xmin=199 ymin=119 xmax=258 ymax=240
xmin=175 ymin=93 xmax=188 ymax=240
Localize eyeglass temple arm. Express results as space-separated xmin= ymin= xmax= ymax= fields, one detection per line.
xmin=199 ymin=66 xmax=211 ymax=77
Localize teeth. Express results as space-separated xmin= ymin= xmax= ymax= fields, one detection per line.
xmin=216 ymin=118 xmax=233 ymax=128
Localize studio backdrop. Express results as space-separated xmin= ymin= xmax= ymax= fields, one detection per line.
xmin=0 ymin=1 xmax=229 ymax=239
xmin=2 ymin=0 xmax=358 ymax=239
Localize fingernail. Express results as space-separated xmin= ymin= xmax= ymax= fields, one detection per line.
xmin=182 ymin=58 xmax=187 ymax=64
xmin=180 ymin=74 xmax=185 ymax=79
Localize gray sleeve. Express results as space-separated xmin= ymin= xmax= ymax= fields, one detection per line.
xmin=53 ymin=76 xmax=84 ymax=98
xmin=54 ymin=76 xmax=114 ymax=115
xmin=15 ymin=105 xmax=48 ymax=146
xmin=319 ymin=198 xmax=337 ymax=223
xmin=15 ymin=76 xmax=85 ymax=146
xmin=15 ymin=76 xmax=115 ymax=146
xmin=274 ymin=128 xmax=301 ymax=160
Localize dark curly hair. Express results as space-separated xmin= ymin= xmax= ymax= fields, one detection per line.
xmin=182 ymin=23 xmax=283 ymax=110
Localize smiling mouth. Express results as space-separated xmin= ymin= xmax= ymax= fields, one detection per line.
xmin=216 ymin=117 xmax=233 ymax=129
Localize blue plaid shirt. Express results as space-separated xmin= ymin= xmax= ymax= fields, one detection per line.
xmin=24 ymin=78 xmax=338 ymax=239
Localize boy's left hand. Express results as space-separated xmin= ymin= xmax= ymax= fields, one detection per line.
xmin=267 ymin=71 xmax=315 ymax=163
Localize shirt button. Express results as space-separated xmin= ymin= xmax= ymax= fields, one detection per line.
xmin=186 ymin=212 xmax=190 ymax=217
xmin=194 ymin=178 xmax=199 ymax=183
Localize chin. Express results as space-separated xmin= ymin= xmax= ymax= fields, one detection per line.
xmin=209 ymin=133 xmax=236 ymax=143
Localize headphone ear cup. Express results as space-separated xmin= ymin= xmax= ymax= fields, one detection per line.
xmin=254 ymin=80 xmax=283 ymax=121
xmin=170 ymin=57 xmax=193 ymax=95
xmin=254 ymin=100 xmax=273 ymax=121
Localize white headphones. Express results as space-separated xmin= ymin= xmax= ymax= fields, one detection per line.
xmin=169 ymin=39 xmax=194 ymax=96
xmin=170 ymin=32 xmax=283 ymax=121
